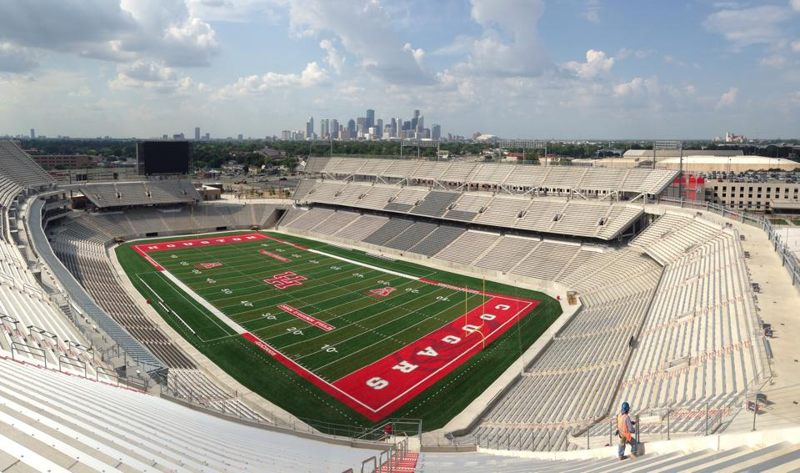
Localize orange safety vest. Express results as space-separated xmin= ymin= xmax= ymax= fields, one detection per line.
xmin=617 ymin=413 xmax=632 ymax=441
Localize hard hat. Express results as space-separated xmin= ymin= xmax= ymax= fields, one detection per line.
xmin=621 ymin=401 xmax=630 ymax=413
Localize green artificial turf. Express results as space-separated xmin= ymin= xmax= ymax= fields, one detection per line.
xmin=116 ymin=230 xmax=562 ymax=433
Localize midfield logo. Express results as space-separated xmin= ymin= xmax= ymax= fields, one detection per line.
xmin=195 ymin=262 xmax=223 ymax=269
xmin=264 ymin=271 xmax=307 ymax=290
xmin=368 ymin=287 xmax=396 ymax=298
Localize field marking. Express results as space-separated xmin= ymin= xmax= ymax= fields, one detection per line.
xmin=334 ymin=297 xmax=537 ymax=414
xmin=273 ymin=282 xmax=456 ymax=351
xmin=159 ymin=239 xmax=444 ymax=342
xmin=166 ymin=241 xmax=412 ymax=310
xmin=135 ymin=231 xmax=541 ymax=420
xmin=136 ymin=270 xmax=237 ymax=342
xmin=308 ymin=293 xmax=481 ymax=373
xmin=287 ymin=287 xmax=477 ymax=368
xmin=306 ymin=248 xmax=419 ymax=280
xmin=170 ymin=243 xmax=418 ymax=331
xmin=242 ymin=296 xmax=538 ymax=421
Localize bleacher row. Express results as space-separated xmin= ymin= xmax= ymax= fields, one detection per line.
xmin=0 ymin=235 xmax=109 ymax=382
xmin=471 ymin=252 xmax=663 ymax=451
xmin=0 ymin=358 xmax=377 ymax=472
xmin=0 ymin=141 xmax=55 ymax=191
xmin=617 ymin=215 xmax=767 ymax=432
xmin=0 ymin=141 xmax=55 ymax=236
xmin=304 ymin=157 xmax=678 ymax=196
xmin=79 ymin=180 xmax=202 ymax=208
xmin=49 ymin=213 xmax=271 ymax=421
xmin=296 ymin=180 xmax=643 ymax=240
xmin=281 ymin=207 xmax=622 ymax=281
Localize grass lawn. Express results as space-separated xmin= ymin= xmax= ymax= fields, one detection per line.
xmin=116 ymin=230 xmax=562 ymax=433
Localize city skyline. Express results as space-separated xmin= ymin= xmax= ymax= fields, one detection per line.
xmin=0 ymin=1 xmax=799 ymax=139
xmin=284 ymin=108 xmax=445 ymax=141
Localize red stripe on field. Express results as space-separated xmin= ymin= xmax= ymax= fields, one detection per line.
xmin=131 ymin=245 xmax=164 ymax=271
xmin=278 ymin=304 xmax=335 ymax=332
xmin=260 ymin=249 xmax=291 ymax=263
xmin=261 ymin=233 xmax=308 ymax=250
xmin=331 ymin=295 xmax=538 ymax=419
xmin=240 ymin=332 xmax=376 ymax=418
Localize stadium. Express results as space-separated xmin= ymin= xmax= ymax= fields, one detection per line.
xmin=0 ymin=140 xmax=798 ymax=472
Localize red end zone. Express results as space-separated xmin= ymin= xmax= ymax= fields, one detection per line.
xmin=132 ymin=233 xmax=269 ymax=270
xmin=242 ymin=294 xmax=538 ymax=421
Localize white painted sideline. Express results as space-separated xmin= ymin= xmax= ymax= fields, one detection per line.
xmin=307 ymin=248 xmax=420 ymax=281
xmin=160 ymin=270 xmax=247 ymax=335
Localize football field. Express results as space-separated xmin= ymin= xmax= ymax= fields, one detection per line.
xmin=119 ymin=231 xmax=561 ymax=427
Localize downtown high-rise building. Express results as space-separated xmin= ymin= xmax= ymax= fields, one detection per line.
xmin=30 ymin=128 xmax=35 ymax=139
xmin=356 ymin=117 xmax=366 ymax=137
xmin=432 ymin=124 xmax=441 ymax=140
xmin=331 ymin=119 xmax=339 ymax=139
xmin=194 ymin=127 xmax=200 ymax=140
xmin=306 ymin=117 xmax=314 ymax=139
xmin=366 ymin=109 xmax=375 ymax=129
xmin=320 ymin=119 xmax=330 ymax=139
xmin=347 ymin=119 xmax=356 ymax=139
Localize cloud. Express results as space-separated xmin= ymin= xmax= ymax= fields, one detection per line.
xmin=583 ymin=0 xmax=600 ymax=23
xmin=616 ymin=48 xmax=652 ymax=60
xmin=792 ymin=41 xmax=800 ymax=52
xmin=717 ymin=87 xmax=738 ymax=108
xmin=109 ymin=60 xmax=198 ymax=93
xmin=760 ymin=55 xmax=787 ymax=68
xmin=186 ymin=0 xmax=281 ymax=22
xmin=792 ymin=0 xmax=800 ymax=12
xmin=0 ymin=42 xmax=38 ymax=73
xmin=319 ymin=39 xmax=344 ymax=74
xmin=614 ymin=77 xmax=654 ymax=97
xmin=287 ymin=0 xmax=430 ymax=85
xmin=216 ymin=62 xmax=328 ymax=97
xmin=403 ymin=43 xmax=425 ymax=66
xmin=564 ymin=49 xmax=614 ymax=79
xmin=463 ymin=0 xmax=548 ymax=77
xmin=432 ymin=35 xmax=473 ymax=56
xmin=0 ymin=0 xmax=218 ymax=67
xmin=703 ymin=5 xmax=791 ymax=48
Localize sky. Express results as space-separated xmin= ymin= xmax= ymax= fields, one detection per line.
xmin=0 ymin=0 xmax=799 ymax=140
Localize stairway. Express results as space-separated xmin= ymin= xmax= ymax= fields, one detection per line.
xmin=378 ymin=452 xmax=419 ymax=472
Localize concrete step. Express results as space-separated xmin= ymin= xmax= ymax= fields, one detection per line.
xmin=693 ymin=442 xmax=793 ymax=473
xmin=653 ymin=446 xmax=750 ymax=473
xmin=727 ymin=445 xmax=800 ymax=472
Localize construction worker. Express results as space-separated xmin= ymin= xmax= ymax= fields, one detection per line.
xmin=617 ymin=401 xmax=638 ymax=460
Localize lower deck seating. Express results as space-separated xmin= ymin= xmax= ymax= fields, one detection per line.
xmin=50 ymin=213 xmax=271 ymax=420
